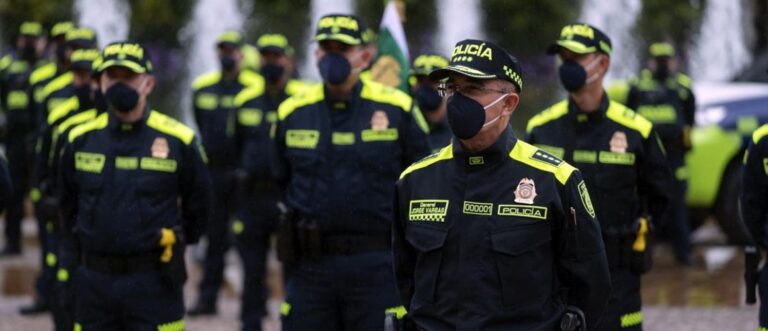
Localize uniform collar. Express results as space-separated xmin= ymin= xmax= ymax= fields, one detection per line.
xmin=452 ymin=126 xmax=516 ymax=167
xmin=567 ymin=92 xmax=610 ymax=124
xmin=108 ymin=106 xmax=150 ymax=132
xmin=324 ymin=80 xmax=363 ymax=110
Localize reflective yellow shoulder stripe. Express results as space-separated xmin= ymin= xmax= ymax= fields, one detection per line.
xmin=509 ymin=140 xmax=575 ymax=185
xmin=234 ymin=84 xmax=266 ymax=108
xmin=526 ymin=100 xmax=569 ymax=133
xmin=752 ymin=124 xmax=768 ymax=144
xmin=41 ymin=71 xmax=74 ymax=101
xmin=605 ymin=101 xmax=652 ymax=139
xmin=191 ymin=70 xmax=221 ymax=90
xmin=0 ymin=55 xmax=11 ymax=71
xmin=286 ymin=79 xmax=314 ymax=96
xmin=676 ymin=73 xmax=692 ymax=89
xmin=58 ymin=109 xmax=98 ymax=134
xmin=47 ymin=96 xmax=79 ymax=125
xmin=238 ymin=69 xmax=264 ymax=86
xmin=399 ymin=144 xmax=454 ymax=179
xmin=277 ymin=83 xmax=324 ymax=121
xmin=411 ymin=105 xmax=430 ymax=134
xmin=146 ymin=111 xmax=195 ymax=145
xmin=68 ymin=112 xmax=109 ymax=143
xmin=29 ymin=62 xmax=57 ymax=85
xmin=620 ymin=311 xmax=643 ymax=328
xmin=360 ymin=79 xmax=413 ymax=112
xmin=157 ymin=319 xmax=185 ymax=331
xmin=606 ymin=80 xmax=630 ymax=104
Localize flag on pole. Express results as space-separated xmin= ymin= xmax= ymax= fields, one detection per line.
xmin=370 ymin=0 xmax=410 ymax=92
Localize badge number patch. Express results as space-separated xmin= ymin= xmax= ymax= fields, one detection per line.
xmin=409 ymin=200 xmax=449 ymax=222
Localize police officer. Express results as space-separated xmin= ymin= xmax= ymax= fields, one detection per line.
xmin=228 ymin=33 xmax=305 ymax=331
xmin=189 ymin=30 xmax=263 ymax=316
xmin=29 ymin=21 xmax=75 ymax=132
xmin=0 ymin=21 xmax=46 ymax=257
xmin=410 ymin=54 xmax=450 ymax=149
xmin=624 ymin=42 xmax=695 ymax=265
xmin=58 ymin=42 xmax=211 ymax=330
xmin=526 ymin=23 xmax=673 ymax=331
xmin=742 ymin=124 xmax=768 ymax=330
xmin=273 ymin=13 xmax=431 ymax=330
xmin=394 ymin=38 xmax=610 ymax=331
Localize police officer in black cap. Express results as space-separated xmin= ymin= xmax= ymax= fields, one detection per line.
xmin=273 ymin=13 xmax=431 ymax=330
xmin=394 ymin=38 xmax=610 ymax=331
xmin=742 ymin=124 xmax=768 ymax=331
xmin=58 ymin=42 xmax=211 ymax=330
xmin=527 ymin=23 xmax=673 ymax=331
xmin=189 ymin=30 xmax=263 ymax=316
xmin=410 ymin=54 xmax=451 ymax=150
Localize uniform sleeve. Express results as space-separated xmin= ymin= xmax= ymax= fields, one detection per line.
xmin=741 ymin=139 xmax=768 ymax=247
xmin=57 ymin=141 xmax=79 ymax=271
xmin=392 ymin=179 xmax=416 ymax=309
xmin=638 ymin=130 xmax=673 ymax=223
xmin=0 ymin=155 xmax=12 ymax=214
xmin=555 ymin=171 xmax=611 ymax=330
xmin=681 ymin=86 xmax=695 ymax=127
xmin=179 ymin=137 xmax=212 ymax=244
xmin=270 ymin=116 xmax=290 ymax=189
xmin=399 ymin=104 xmax=432 ymax=167
xmin=33 ymin=123 xmax=53 ymax=192
xmin=624 ymin=85 xmax=639 ymax=111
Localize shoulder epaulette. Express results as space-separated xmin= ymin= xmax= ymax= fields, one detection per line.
xmin=399 ymin=144 xmax=454 ymax=180
xmin=47 ymin=96 xmax=79 ymax=125
xmin=238 ymin=70 xmax=264 ymax=86
xmin=605 ymin=101 xmax=653 ymax=139
xmin=509 ymin=140 xmax=575 ymax=185
xmin=41 ymin=71 xmax=74 ymax=101
xmin=58 ymin=109 xmax=98 ymax=134
xmin=360 ymin=79 xmax=413 ymax=112
xmin=146 ymin=111 xmax=195 ymax=145
xmin=29 ymin=62 xmax=57 ymax=86
xmin=277 ymin=83 xmax=324 ymax=121
xmin=676 ymin=73 xmax=692 ymax=89
xmin=234 ymin=83 xmax=266 ymax=107
xmin=192 ymin=71 xmax=221 ymax=91
xmin=526 ymin=100 xmax=569 ymax=133
xmin=69 ymin=112 xmax=109 ymax=143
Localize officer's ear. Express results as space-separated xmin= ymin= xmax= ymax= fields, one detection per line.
xmin=357 ymin=45 xmax=374 ymax=68
xmin=140 ymin=74 xmax=156 ymax=96
xmin=502 ymin=92 xmax=520 ymax=117
xmin=599 ymin=54 xmax=611 ymax=76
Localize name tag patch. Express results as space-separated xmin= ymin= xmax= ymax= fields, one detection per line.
xmin=409 ymin=200 xmax=449 ymax=222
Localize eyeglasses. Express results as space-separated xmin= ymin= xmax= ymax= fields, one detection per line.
xmin=437 ymin=82 xmax=510 ymax=97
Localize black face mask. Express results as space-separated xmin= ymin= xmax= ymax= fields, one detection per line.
xmin=55 ymin=44 xmax=67 ymax=63
xmin=74 ymin=85 xmax=94 ymax=110
xmin=220 ymin=56 xmax=236 ymax=72
xmin=653 ymin=61 xmax=670 ymax=80
xmin=93 ymin=88 xmax=108 ymax=112
xmin=105 ymin=82 xmax=140 ymax=113
xmin=414 ymin=85 xmax=443 ymax=113
xmin=446 ymin=92 xmax=506 ymax=140
xmin=558 ymin=61 xmax=588 ymax=92
xmin=261 ymin=63 xmax=285 ymax=83
xmin=21 ymin=43 xmax=36 ymax=62
xmin=318 ymin=52 xmax=351 ymax=85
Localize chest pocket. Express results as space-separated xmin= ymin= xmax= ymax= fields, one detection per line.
xmin=138 ymin=157 xmax=179 ymax=204
xmin=491 ymin=222 xmax=552 ymax=309
xmin=405 ymin=225 xmax=447 ymax=304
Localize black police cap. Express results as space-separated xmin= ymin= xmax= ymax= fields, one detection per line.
xmin=429 ymin=39 xmax=523 ymax=92
xmin=546 ymin=23 xmax=612 ymax=56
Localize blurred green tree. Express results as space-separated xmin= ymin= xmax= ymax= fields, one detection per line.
xmin=0 ymin=0 xmax=73 ymax=46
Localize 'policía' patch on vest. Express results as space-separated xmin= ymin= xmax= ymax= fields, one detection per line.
xmin=497 ymin=204 xmax=548 ymax=220
xmin=409 ymin=200 xmax=449 ymax=222
xmin=578 ymin=180 xmax=596 ymax=218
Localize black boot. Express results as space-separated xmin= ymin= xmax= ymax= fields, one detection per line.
xmin=0 ymin=244 xmax=21 ymax=257
xmin=187 ymin=301 xmax=216 ymax=316
xmin=19 ymin=300 xmax=49 ymax=315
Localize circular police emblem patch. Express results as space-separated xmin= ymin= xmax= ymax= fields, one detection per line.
xmin=610 ymin=131 xmax=628 ymax=153
xmin=514 ymin=178 xmax=537 ymax=204
xmin=151 ymin=137 xmax=169 ymax=159
xmin=371 ymin=110 xmax=389 ymax=131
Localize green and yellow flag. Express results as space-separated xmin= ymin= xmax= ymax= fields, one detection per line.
xmin=370 ymin=0 xmax=410 ymax=92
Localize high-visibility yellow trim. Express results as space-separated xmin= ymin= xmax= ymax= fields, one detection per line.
xmin=509 ymin=141 xmax=575 ymax=185
xmin=606 ymin=101 xmax=653 ymax=139
xmin=147 ymin=111 xmax=195 ymax=145
xmin=385 ymin=305 xmax=408 ymax=319
xmin=75 ymin=152 xmax=105 ymax=173
xmin=400 ymin=144 xmax=454 ymax=179
xmin=360 ymin=80 xmax=413 ymax=112
xmin=637 ymin=104 xmax=677 ymax=124
xmin=30 ymin=188 xmax=41 ymax=202
xmin=157 ymin=319 xmax=185 ymax=331
xmin=527 ymin=100 xmax=569 ymax=133
xmin=676 ymin=73 xmax=692 ymax=89
xmin=280 ymin=302 xmax=291 ymax=316
xmin=57 ymin=268 xmax=69 ymax=282
xmin=69 ymin=112 xmax=109 ymax=142
xmin=46 ymin=252 xmax=57 ymax=267
xmin=195 ymin=93 xmax=218 ymax=110
xmin=237 ymin=109 xmax=263 ymax=126
xmin=29 ymin=62 xmax=57 ymax=85
xmin=239 ymin=70 xmax=264 ymax=87
xmin=232 ymin=219 xmax=245 ymax=235
xmin=7 ymin=90 xmax=29 ymax=109
xmin=752 ymin=124 xmax=768 ymax=144
xmin=278 ymin=84 xmax=325 ymax=121
xmin=332 ymin=132 xmax=355 ymax=145
xmin=534 ymin=144 xmax=565 ymax=159
xmin=58 ymin=109 xmax=98 ymax=134
xmin=140 ymin=157 xmax=177 ymax=173
xmin=361 ymin=128 xmax=398 ymax=142
xmin=233 ymin=84 xmax=266 ymax=108
xmin=8 ymin=61 xmax=29 ymax=74
xmin=73 ymin=322 xmax=81 ymax=331
xmin=412 ymin=105 xmax=430 ymax=134
xmin=115 ymin=156 xmax=138 ymax=170
xmin=48 ymin=96 xmax=79 ymax=125
xmin=555 ymin=40 xmax=597 ymax=54
xmin=192 ymin=71 xmax=221 ymax=90
xmin=598 ymin=151 xmax=636 ymax=165
xmin=573 ymin=150 xmax=597 ymax=163
xmin=0 ymin=54 xmax=12 ymax=71
xmin=620 ymin=311 xmax=643 ymax=328
xmin=41 ymin=71 xmax=74 ymax=102
xmin=159 ymin=228 xmax=176 ymax=263
xmin=285 ymin=79 xmax=312 ymax=96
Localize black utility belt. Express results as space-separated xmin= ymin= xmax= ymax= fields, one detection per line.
xmin=82 ymin=251 xmax=161 ymax=274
